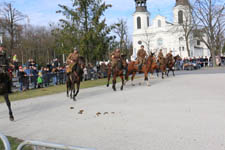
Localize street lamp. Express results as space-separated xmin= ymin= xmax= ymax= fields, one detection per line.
xmin=0 ymin=28 xmax=4 ymax=45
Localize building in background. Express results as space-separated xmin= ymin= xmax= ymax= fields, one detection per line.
xmin=132 ymin=0 xmax=210 ymax=60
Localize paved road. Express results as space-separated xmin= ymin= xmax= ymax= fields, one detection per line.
xmin=0 ymin=69 xmax=225 ymax=150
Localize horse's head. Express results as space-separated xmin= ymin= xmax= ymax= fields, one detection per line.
xmin=78 ymin=56 xmax=85 ymax=69
xmin=121 ymin=54 xmax=127 ymax=68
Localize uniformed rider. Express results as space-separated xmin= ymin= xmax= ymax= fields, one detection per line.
xmin=111 ymin=48 xmax=121 ymax=69
xmin=66 ymin=48 xmax=80 ymax=73
xmin=137 ymin=45 xmax=147 ymax=71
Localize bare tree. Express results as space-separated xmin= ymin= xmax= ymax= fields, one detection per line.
xmin=113 ymin=19 xmax=129 ymax=51
xmin=141 ymin=29 xmax=156 ymax=55
xmin=193 ymin=0 xmax=225 ymax=66
xmin=0 ymin=2 xmax=26 ymax=54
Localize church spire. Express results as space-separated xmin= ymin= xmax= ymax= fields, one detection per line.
xmin=175 ymin=0 xmax=190 ymax=6
xmin=135 ymin=0 xmax=147 ymax=12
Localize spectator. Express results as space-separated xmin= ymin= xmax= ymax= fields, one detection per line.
xmin=18 ymin=66 xmax=26 ymax=91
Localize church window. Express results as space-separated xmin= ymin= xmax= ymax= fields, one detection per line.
xmin=137 ymin=17 xmax=141 ymax=29
xmin=147 ymin=16 xmax=150 ymax=27
xmin=178 ymin=10 xmax=183 ymax=24
xmin=157 ymin=38 xmax=163 ymax=46
xmin=197 ymin=40 xmax=200 ymax=45
xmin=158 ymin=20 xmax=161 ymax=27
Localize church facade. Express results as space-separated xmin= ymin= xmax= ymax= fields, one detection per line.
xmin=132 ymin=0 xmax=210 ymax=60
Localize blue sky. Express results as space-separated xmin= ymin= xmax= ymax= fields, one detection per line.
xmin=3 ymin=0 xmax=175 ymax=34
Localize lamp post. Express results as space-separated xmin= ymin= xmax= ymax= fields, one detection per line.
xmin=0 ymin=29 xmax=4 ymax=45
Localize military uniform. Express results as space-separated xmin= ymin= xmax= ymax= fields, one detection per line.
xmin=166 ymin=52 xmax=174 ymax=63
xmin=111 ymin=50 xmax=121 ymax=68
xmin=66 ymin=51 xmax=79 ymax=73
xmin=137 ymin=48 xmax=147 ymax=65
xmin=158 ymin=51 xmax=164 ymax=60
xmin=137 ymin=48 xmax=147 ymax=71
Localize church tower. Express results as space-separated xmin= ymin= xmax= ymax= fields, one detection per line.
xmin=173 ymin=0 xmax=191 ymax=25
xmin=133 ymin=0 xmax=150 ymax=33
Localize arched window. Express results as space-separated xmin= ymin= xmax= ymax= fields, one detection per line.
xmin=147 ymin=16 xmax=150 ymax=27
xmin=137 ymin=17 xmax=141 ymax=29
xmin=157 ymin=38 xmax=163 ymax=46
xmin=158 ymin=20 xmax=161 ymax=27
xmin=178 ymin=10 xmax=183 ymax=24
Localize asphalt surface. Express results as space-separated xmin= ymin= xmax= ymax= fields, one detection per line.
xmin=0 ymin=68 xmax=225 ymax=150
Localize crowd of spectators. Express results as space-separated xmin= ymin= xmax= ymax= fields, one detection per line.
xmin=9 ymin=54 xmax=225 ymax=92
xmin=175 ymin=56 xmax=225 ymax=70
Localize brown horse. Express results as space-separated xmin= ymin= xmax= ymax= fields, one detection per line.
xmin=148 ymin=52 xmax=159 ymax=78
xmin=125 ymin=53 xmax=155 ymax=86
xmin=106 ymin=55 xmax=127 ymax=91
xmin=166 ymin=54 xmax=181 ymax=77
xmin=157 ymin=55 xmax=167 ymax=79
xmin=66 ymin=56 xmax=85 ymax=101
xmin=0 ymin=71 xmax=14 ymax=121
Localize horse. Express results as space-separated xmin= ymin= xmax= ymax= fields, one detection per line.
xmin=157 ymin=56 xmax=167 ymax=79
xmin=66 ymin=56 xmax=85 ymax=101
xmin=0 ymin=69 xmax=14 ymax=121
xmin=148 ymin=52 xmax=159 ymax=78
xmin=106 ymin=55 xmax=127 ymax=91
xmin=166 ymin=54 xmax=181 ymax=77
xmin=125 ymin=53 xmax=154 ymax=86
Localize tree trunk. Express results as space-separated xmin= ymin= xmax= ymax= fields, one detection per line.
xmin=185 ymin=38 xmax=190 ymax=57
xmin=211 ymin=48 xmax=217 ymax=67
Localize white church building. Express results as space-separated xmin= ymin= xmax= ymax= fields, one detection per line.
xmin=132 ymin=0 xmax=210 ymax=60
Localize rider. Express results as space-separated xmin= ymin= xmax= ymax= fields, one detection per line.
xmin=66 ymin=47 xmax=80 ymax=73
xmin=166 ymin=50 xmax=174 ymax=62
xmin=0 ymin=45 xmax=12 ymax=93
xmin=137 ymin=45 xmax=147 ymax=71
xmin=158 ymin=49 xmax=164 ymax=60
xmin=111 ymin=48 xmax=121 ymax=69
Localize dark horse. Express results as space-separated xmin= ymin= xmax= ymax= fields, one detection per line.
xmin=166 ymin=54 xmax=181 ymax=77
xmin=106 ymin=55 xmax=127 ymax=91
xmin=158 ymin=55 xmax=167 ymax=79
xmin=0 ymin=69 xmax=14 ymax=121
xmin=66 ymin=57 xmax=85 ymax=101
xmin=125 ymin=53 xmax=155 ymax=86
xmin=148 ymin=52 xmax=159 ymax=78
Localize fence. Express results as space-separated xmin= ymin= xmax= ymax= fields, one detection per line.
xmin=1 ymin=132 xmax=95 ymax=150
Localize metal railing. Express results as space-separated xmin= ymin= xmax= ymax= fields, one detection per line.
xmin=16 ymin=140 xmax=96 ymax=150
xmin=0 ymin=132 xmax=95 ymax=150
xmin=0 ymin=133 xmax=11 ymax=150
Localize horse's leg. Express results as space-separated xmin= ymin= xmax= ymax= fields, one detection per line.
xmin=161 ymin=68 xmax=164 ymax=79
xmin=106 ymin=70 xmax=111 ymax=87
xmin=75 ymin=82 xmax=80 ymax=97
xmin=156 ymin=67 xmax=159 ymax=77
xmin=112 ymin=78 xmax=116 ymax=91
xmin=131 ymin=71 xmax=136 ymax=86
xmin=70 ymin=82 xmax=74 ymax=99
xmin=74 ymin=82 xmax=80 ymax=101
xmin=4 ymin=94 xmax=14 ymax=121
xmin=66 ymin=81 xmax=70 ymax=97
xmin=120 ymin=73 xmax=124 ymax=91
xmin=172 ymin=66 xmax=175 ymax=76
xmin=144 ymin=69 xmax=150 ymax=86
xmin=167 ymin=69 xmax=170 ymax=77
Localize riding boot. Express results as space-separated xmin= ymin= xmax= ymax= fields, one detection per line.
xmin=138 ymin=64 xmax=142 ymax=73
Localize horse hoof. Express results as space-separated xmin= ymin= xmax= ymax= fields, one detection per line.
xmin=120 ymin=87 xmax=123 ymax=91
xmin=106 ymin=84 xmax=109 ymax=87
xmin=9 ymin=116 xmax=14 ymax=121
xmin=73 ymin=97 xmax=76 ymax=101
xmin=132 ymin=84 xmax=135 ymax=86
